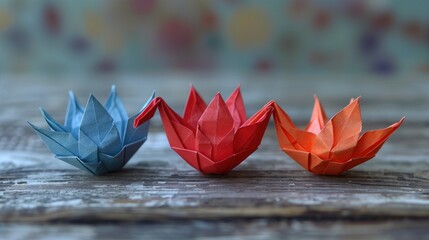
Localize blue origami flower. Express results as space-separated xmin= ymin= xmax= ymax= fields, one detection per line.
xmin=29 ymin=86 xmax=155 ymax=175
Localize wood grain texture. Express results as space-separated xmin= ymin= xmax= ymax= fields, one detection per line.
xmin=2 ymin=220 xmax=429 ymax=240
xmin=1 ymin=76 xmax=428 ymax=239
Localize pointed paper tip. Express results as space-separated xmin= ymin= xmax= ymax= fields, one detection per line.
xmin=312 ymin=95 xmax=324 ymax=109
xmin=68 ymin=91 xmax=77 ymax=102
xmin=313 ymin=95 xmax=320 ymax=103
xmin=266 ymin=100 xmax=276 ymax=111
xmin=67 ymin=91 xmax=83 ymax=110
xmin=148 ymin=91 xmax=156 ymax=103
xmin=134 ymin=97 xmax=163 ymax=128
xmin=87 ymin=94 xmax=102 ymax=108
xmin=188 ymin=84 xmax=201 ymax=98
xmin=210 ymin=92 xmax=226 ymax=105
xmin=109 ymin=85 xmax=117 ymax=100
xmin=267 ymin=100 xmax=276 ymax=106
xmin=27 ymin=121 xmax=37 ymax=129
xmin=347 ymin=96 xmax=361 ymax=105
xmin=39 ymin=107 xmax=50 ymax=119
xmin=139 ymin=91 xmax=157 ymax=112
xmin=232 ymin=85 xmax=242 ymax=95
xmin=27 ymin=121 xmax=44 ymax=133
xmin=312 ymin=95 xmax=324 ymax=108
xmin=268 ymin=101 xmax=282 ymax=113
xmin=262 ymin=103 xmax=274 ymax=113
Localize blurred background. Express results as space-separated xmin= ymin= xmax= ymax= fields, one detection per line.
xmin=1 ymin=0 xmax=429 ymax=127
xmin=0 ymin=0 xmax=428 ymax=76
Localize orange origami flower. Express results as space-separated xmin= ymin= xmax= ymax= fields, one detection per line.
xmin=272 ymin=97 xmax=404 ymax=175
xmin=134 ymin=86 xmax=273 ymax=174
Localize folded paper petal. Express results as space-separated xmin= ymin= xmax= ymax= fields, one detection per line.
xmin=64 ymin=91 xmax=84 ymax=137
xmin=99 ymin=124 xmax=123 ymax=156
xmin=80 ymin=95 xmax=116 ymax=145
xmin=183 ymin=85 xmax=207 ymax=128
xmin=136 ymin=97 xmax=196 ymax=150
xmin=272 ymin=102 xmax=315 ymax=151
xmin=306 ymin=96 xmax=328 ymax=134
xmin=225 ymin=86 xmax=247 ymax=131
xmin=124 ymin=91 xmax=155 ymax=144
xmin=29 ymin=87 xmax=154 ymax=175
xmin=353 ymin=117 xmax=405 ymax=157
xmin=197 ymin=94 xmax=235 ymax=161
xmin=234 ymin=102 xmax=273 ymax=152
xmin=272 ymin=98 xmax=404 ymax=175
xmin=40 ymin=108 xmax=68 ymax=132
xmin=29 ymin=122 xmax=78 ymax=156
xmin=134 ymin=86 xmax=273 ymax=174
xmin=329 ymin=98 xmax=362 ymax=162
xmin=312 ymin=98 xmax=362 ymax=162
xmin=105 ymin=85 xmax=129 ymax=141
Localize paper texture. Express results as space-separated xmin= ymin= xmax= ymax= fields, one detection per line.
xmin=29 ymin=86 xmax=155 ymax=175
xmin=134 ymin=86 xmax=273 ymax=174
xmin=271 ymin=97 xmax=404 ymax=175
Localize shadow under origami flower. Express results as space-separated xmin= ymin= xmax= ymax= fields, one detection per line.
xmin=271 ymin=97 xmax=404 ymax=175
xmin=134 ymin=86 xmax=273 ymax=174
xmin=29 ymin=86 xmax=155 ymax=175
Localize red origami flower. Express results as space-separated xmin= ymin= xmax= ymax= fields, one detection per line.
xmin=134 ymin=86 xmax=273 ymax=174
xmin=272 ymin=97 xmax=404 ymax=175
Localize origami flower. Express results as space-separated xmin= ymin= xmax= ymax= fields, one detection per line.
xmin=272 ymin=97 xmax=404 ymax=175
xmin=134 ymin=86 xmax=273 ymax=174
xmin=29 ymin=86 xmax=155 ymax=175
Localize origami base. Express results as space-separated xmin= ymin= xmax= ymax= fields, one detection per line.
xmin=56 ymin=139 xmax=145 ymax=175
xmin=283 ymin=148 xmax=374 ymax=175
xmin=172 ymin=147 xmax=257 ymax=174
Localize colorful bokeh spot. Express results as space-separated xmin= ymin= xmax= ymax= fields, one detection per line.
xmin=227 ymin=7 xmax=272 ymax=49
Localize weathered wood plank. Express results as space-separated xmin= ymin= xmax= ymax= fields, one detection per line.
xmin=1 ymin=170 xmax=428 ymax=222
xmin=2 ymin=220 xmax=429 ymax=240
xmin=1 ymin=76 xmax=429 ymax=238
xmin=1 ymin=124 xmax=428 ymax=222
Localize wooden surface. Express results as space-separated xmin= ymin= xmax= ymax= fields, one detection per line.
xmin=1 ymin=76 xmax=429 ymax=239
